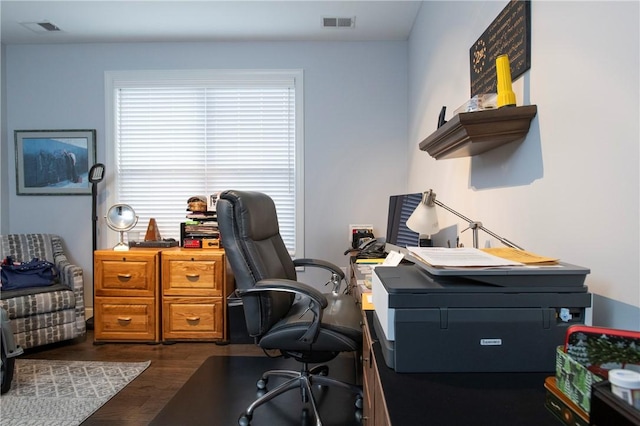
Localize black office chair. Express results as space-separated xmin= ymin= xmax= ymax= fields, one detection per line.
xmin=217 ymin=190 xmax=363 ymax=426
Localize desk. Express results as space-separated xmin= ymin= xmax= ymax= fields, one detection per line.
xmin=349 ymin=260 xmax=559 ymax=425
xmin=363 ymin=311 xmax=557 ymax=425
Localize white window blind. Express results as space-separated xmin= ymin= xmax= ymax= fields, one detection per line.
xmin=105 ymin=70 xmax=303 ymax=255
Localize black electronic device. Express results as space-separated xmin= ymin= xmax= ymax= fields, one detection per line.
xmin=358 ymin=238 xmax=386 ymax=258
xmin=372 ymin=264 xmax=592 ymax=373
xmin=438 ymin=106 xmax=447 ymax=128
xmin=351 ymin=229 xmax=374 ymax=249
xmin=345 ymin=237 xmax=386 ymax=258
xmin=129 ymin=239 xmax=178 ymax=248
xmin=386 ymin=193 xmax=422 ymax=248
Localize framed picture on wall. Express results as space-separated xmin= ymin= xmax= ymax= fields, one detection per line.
xmin=14 ymin=129 xmax=97 ymax=195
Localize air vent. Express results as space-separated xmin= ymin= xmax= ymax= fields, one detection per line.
xmin=20 ymin=21 xmax=62 ymax=34
xmin=322 ymin=16 xmax=356 ymax=29
xmin=38 ymin=22 xmax=60 ymax=31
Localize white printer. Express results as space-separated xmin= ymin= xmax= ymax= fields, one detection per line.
xmin=371 ymin=262 xmax=591 ymax=373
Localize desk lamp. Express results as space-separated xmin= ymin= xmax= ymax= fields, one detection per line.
xmin=406 ymin=189 xmax=523 ymax=250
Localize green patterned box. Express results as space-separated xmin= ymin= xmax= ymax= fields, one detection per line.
xmin=555 ymin=346 xmax=603 ymax=413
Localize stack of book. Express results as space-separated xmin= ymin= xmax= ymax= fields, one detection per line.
xmin=181 ymin=195 xmax=221 ymax=248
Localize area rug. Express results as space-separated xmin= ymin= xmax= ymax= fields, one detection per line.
xmin=0 ymin=359 xmax=150 ymax=426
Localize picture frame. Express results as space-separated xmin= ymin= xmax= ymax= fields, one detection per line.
xmin=15 ymin=129 xmax=97 ymax=195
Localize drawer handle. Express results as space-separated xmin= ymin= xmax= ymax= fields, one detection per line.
xmin=186 ymin=316 xmax=200 ymax=322
xmin=117 ymin=273 xmax=132 ymax=280
xmin=186 ymin=274 xmax=200 ymax=278
xmin=118 ymin=317 xmax=132 ymax=323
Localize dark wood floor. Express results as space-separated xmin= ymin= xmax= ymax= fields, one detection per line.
xmin=19 ymin=330 xmax=265 ymax=426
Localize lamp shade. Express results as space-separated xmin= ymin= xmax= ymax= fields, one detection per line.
xmin=406 ymin=199 xmax=440 ymax=236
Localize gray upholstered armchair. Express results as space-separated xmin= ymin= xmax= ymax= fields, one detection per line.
xmin=0 ymin=234 xmax=86 ymax=349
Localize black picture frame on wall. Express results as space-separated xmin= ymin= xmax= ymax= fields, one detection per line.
xmin=469 ymin=0 xmax=531 ymax=97
xmin=15 ymin=129 xmax=97 ymax=195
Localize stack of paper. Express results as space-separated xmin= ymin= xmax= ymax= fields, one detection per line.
xmin=407 ymin=247 xmax=523 ymax=267
xmin=407 ymin=247 xmax=559 ymax=268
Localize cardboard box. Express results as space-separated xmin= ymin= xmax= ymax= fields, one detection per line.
xmin=556 ymin=346 xmax=603 ymax=413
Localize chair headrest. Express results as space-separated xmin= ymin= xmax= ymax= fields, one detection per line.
xmin=219 ymin=190 xmax=280 ymax=241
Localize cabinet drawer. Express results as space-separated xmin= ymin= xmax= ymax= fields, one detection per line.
xmin=95 ymin=252 xmax=158 ymax=297
xmin=162 ymin=298 xmax=224 ymax=341
xmin=162 ymin=252 xmax=224 ymax=296
xmin=94 ymin=297 xmax=157 ymax=342
xmin=363 ymin=313 xmax=375 ymax=423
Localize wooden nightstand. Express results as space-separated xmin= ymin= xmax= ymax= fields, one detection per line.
xmin=160 ymin=248 xmax=230 ymax=342
xmin=93 ymin=249 xmax=161 ymax=343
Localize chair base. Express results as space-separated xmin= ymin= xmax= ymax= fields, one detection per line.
xmin=238 ymin=363 xmax=363 ymax=426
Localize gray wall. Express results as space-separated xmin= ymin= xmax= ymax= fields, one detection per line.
xmin=407 ymin=1 xmax=639 ymax=329
xmin=3 ymin=0 xmax=639 ymax=330
xmin=1 ymin=44 xmax=7 ymax=234
xmin=2 ymin=41 xmax=409 ymax=314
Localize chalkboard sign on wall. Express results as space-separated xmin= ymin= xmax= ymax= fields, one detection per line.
xmin=470 ymin=0 xmax=531 ymax=97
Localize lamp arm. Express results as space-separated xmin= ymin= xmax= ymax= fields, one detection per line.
xmin=433 ymin=200 xmax=476 ymax=228
xmin=433 ymin=199 xmax=523 ymax=250
xmin=476 ymin=225 xmax=523 ymax=250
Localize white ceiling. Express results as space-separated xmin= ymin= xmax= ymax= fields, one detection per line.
xmin=0 ymin=1 xmax=423 ymax=45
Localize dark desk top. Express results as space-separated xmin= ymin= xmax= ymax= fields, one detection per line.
xmin=365 ymin=311 xmax=559 ymax=425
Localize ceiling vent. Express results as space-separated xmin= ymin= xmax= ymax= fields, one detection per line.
xmin=20 ymin=21 xmax=62 ymax=34
xmin=322 ymin=17 xmax=356 ymax=29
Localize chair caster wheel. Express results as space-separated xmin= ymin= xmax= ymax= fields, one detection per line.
xmin=355 ymin=395 xmax=363 ymax=409
xmin=257 ymin=378 xmax=268 ymax=390
xmin=238 ymin=413 xmax=252 ymax=426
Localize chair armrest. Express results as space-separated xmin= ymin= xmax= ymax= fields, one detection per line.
xmin=293 ymin=258 xmax=346 ymax=293
xmin=241 ymin=279 xmax=328 ymax=309
xmin=238 ymin=278 xmax=327 ymax=343
xmin=55 ymin=258 xmax=83 ymax=290
xmin=51 ymin=236 xmax=84 ymax=303
xmin=52 ymin=251 xmax=81 ymax=289
xmin=293 ymin=258 xmax=346 ymax=281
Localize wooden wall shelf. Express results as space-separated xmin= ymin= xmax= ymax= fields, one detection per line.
xmin=419 ymin=105 xmax=537 ymax=160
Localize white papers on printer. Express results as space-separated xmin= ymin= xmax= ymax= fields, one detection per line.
xmin=407 ymin=247 xmax=523 ymax=267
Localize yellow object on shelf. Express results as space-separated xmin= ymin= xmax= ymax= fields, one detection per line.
xmin=361 ymin=292 xmax=374 ymax=310
xmin=496 ymin=54 xmax=516 ymax=108
xmin=480 ymin=247 xmax=559 ymax=265
xmin=355 ymin=258 xmax=386 ymax=264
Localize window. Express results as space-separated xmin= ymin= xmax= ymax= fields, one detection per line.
xmin=105 ymin=70 xmax=304 ymax=255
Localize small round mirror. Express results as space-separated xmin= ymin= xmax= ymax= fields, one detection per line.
xmin=105 ymin=204 xmax=138 ymax=251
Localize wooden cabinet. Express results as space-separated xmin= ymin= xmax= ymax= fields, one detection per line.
xmin=361 ymin=311 xmax=391 ymax=426
xmin=94 ymin=247 xmax=231 ymax=344
xmin=351 ymin=259 xmax=391 ymax=425
xmin=362 ymin=312 xmax=375 ymax=423
xmin=93 ymin=249 xmax=161 ymax=343
xmin=161 ymin=248 xmax=229 ymax=342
